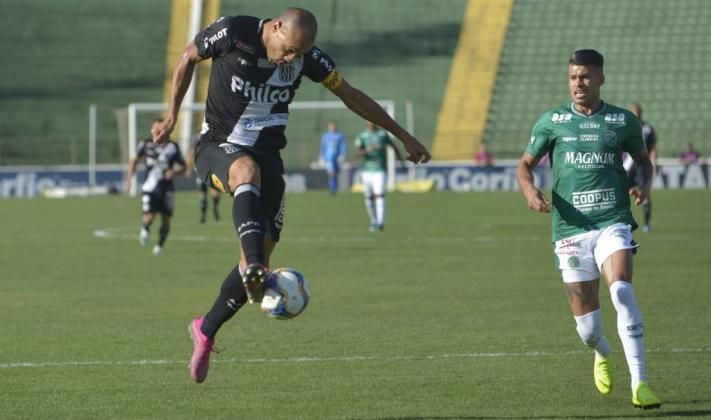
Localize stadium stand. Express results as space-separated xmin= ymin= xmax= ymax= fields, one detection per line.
xmin=1 ymin=0 xmax=466 ymax=166
xmin=4 ymin=0 xmax=708 ymax=166
xmin=0 ymin=0 xmax=170 ymax=165
xmin=484 ymin=0 xmax=711 ymax=159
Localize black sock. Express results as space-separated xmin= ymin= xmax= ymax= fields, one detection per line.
xmin=199 ymin=197 xmax=207 ymax=219
xmin=201 ymin=264 xmax=247 ymax=339
xmin=158 ymin=224 xmax=169 ymax=246
xmin=142 ymin=222 xmax=150 ymax=232
xmin=212 ymin=196 xmax=220 ymax=220
xmin=643 ymin=199 xmax=652 ymax=225
xmin=232 ymin=184 xmax=265 ymax=265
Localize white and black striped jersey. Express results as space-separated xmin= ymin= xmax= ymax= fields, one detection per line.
xmin=195 ymin=15 xmax=338 ymax=151
xmin=136 ymin=139 xmax=185 ymax=193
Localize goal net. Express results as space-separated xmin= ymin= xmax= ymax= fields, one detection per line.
xmin=127 ymin=100 xmax=404 ymax=190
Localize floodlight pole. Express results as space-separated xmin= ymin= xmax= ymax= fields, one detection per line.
xmin=180 ymin=0 xmax=204 ymax=152
xmin=88 ymin=104 xmax=97 ymax=188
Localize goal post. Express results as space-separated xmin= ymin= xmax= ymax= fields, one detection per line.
xmin=126 ymin=100 xmax=402 ymax=192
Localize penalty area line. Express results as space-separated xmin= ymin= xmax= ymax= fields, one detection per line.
xmin=1 ymin=347 xmax=709 ymax=370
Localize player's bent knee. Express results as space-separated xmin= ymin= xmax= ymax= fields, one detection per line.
xmin=574 ymin=310 xmax=603 ymax=348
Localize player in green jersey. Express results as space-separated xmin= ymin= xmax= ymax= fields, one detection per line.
xmin=355 ymin=121 xmax=403 ymax=231
xmin=516 ymin=50 xmax=661 ymax=409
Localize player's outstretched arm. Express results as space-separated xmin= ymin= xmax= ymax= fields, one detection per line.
xmin=153 ymin=42 xmax=203 ymax=144
xmin=125 ymin=156 xmax=139 ymax=193
xmin=516 ymin=152 xmax=550 ymax=213
xmin=629 ymin=149 xmax=653 ymax=206
xmin=329 ymin=77 xmax=431 ymax=164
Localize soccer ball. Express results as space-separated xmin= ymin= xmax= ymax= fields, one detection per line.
xmin=260 ymin=268 xmax=310 ymax=319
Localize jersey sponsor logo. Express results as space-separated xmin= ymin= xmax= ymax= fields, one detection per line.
xmin=579 ymin=134 xmax=598 ymax=142
xmin=230 ymin=75 xmax=292 ymax=103
xmin=551 ymin=113 xmax=572 ymax=123
xmin=321 ymin=69 xmax=342 ymax=91
xmin=257 ymin=58 xmax=275 ymax=68
xmin=210 ymin=174 xmax=225 ymax=193
xmin=274 ymin=193 xmax=286 ymax=230
xmin=529 ymin=135 xmax=535 ymax=144
xmin=235 ymin=40 xmax=256 ymax=54
xmin=604 ymin=113 xmax=626 ymax=124
xmin=564 ymin=152 xmax=616 ymax=167
xmin=239 ymin=113 xmax=289 ymax=129
xmin=571 ymin=188 xmax=616 ymax=211
xmin=561 ymin=136 xmax=578 ymax=142
xmin=204 ymin=28 xmax=228 ymax=49
xmin=579 ymin=122 xmax=601 ymax=129
xmin=603 ymin=130 xmax=618 ymax=147
xmin=318 ymin=57 xmax=334 ymax=72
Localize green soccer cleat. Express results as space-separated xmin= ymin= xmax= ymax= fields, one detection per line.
xmin=593 ymin=352 xmax=613 ymax=395
xmin=632 ymin=382 xmax=662 ymax=409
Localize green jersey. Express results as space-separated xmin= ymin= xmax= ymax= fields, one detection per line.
xmin=527 ymin=102 xmax=646 ymax=242
xmin=355 ymin=129 xmax=390 ymax=172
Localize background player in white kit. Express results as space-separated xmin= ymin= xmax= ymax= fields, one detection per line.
xmin=126 ymin=118 xmax=185 ymax=255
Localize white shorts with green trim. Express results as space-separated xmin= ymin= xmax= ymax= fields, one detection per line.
xmin=554 ymin=223 xmax=638 ymax=283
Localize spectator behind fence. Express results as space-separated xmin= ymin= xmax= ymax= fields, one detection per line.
xmin=680 ymin=143 xmax=703 ymax=165
xmin=473 ymin=143 xmax=494 ymax=167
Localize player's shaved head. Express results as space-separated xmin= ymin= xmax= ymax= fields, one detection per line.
xmin=277 ymin=8 xmax=318 ymax=45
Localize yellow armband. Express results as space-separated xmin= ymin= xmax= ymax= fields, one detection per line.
xmin=321 ymin=69 xmax=342 ymax=91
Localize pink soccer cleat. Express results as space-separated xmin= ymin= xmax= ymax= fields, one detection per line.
xmin=188 ymin=317 xmax=214 ymax=383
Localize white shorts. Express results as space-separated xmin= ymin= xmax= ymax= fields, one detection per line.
xmin=554 ymin=223 xmax=638 ymax=283
xmin=361 ymin=171 xmax=386 ymax=197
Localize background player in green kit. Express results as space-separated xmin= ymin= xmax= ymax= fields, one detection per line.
xmin=355 ymin=121 xmax=404 ymax=232
xmin=516 ymin=50 xmax=661 ymax=409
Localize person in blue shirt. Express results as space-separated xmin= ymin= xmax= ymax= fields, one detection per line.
xmin=319 ymin=120 xmax=347 ymax=195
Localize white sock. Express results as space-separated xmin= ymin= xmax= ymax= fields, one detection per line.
xmin=375 ymin=197 xmax=386 ymax=226
xmin=574 ymin=309 xmax=611 ymax=357
xmin=609 ymin=281 xmax=646 ymax=389
xmin=365 ymin=198 xmax=376 ymax=225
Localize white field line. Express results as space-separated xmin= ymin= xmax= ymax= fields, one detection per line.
xmin=91 ymin=227 xmax=541 ymax=244
xmin=1 ymin=347 xmax=709 ymax=370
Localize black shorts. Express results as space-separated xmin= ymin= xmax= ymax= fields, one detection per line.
xmin=195 ymin=138 xmax=286 ymax=241
xmin=142 ymin=190 xmax=174 ymax=216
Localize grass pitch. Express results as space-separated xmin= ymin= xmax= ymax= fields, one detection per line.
xmin=1 ymin=190 xmax=709 ymax=419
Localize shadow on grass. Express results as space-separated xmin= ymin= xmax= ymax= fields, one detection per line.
xmin=357 ymin=408 xmax=711 ymax=419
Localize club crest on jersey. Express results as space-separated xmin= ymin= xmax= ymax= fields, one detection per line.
xmin=603 ymin=130 xmax=618 ymax=147
xmin=278 ymin=64 xmax=297 ymax=82
xmin=211 ymin=174 xmax=226 ymax=193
